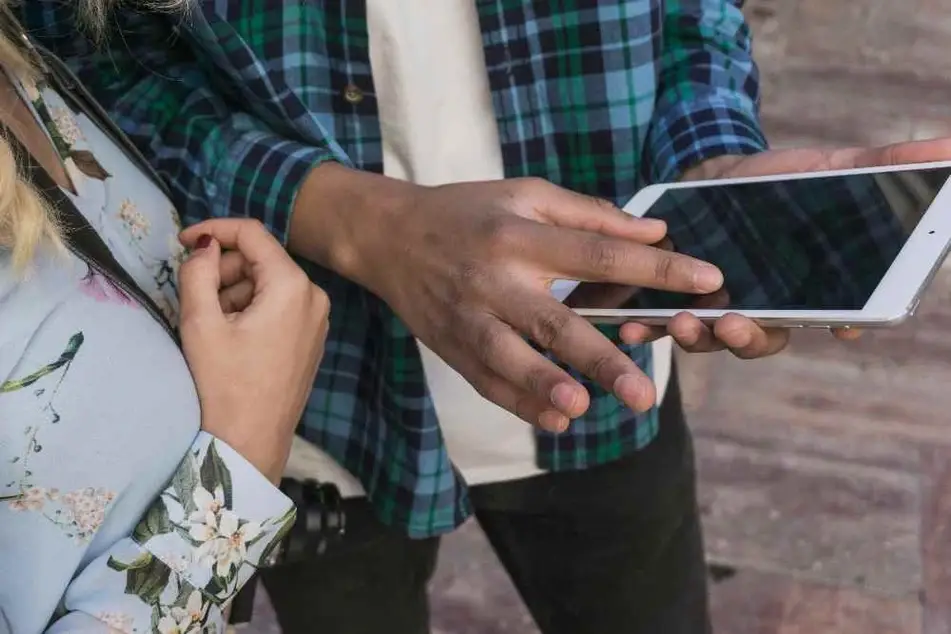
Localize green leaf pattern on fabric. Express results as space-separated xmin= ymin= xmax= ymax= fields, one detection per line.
xmin=105 ymin=439 xmax=295 ymax=630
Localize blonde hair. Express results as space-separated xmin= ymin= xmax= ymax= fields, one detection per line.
xmin=0 ymin=0 xmax=185 ymax=270
xmin=0 ymin=3 xmax=59 ymax=270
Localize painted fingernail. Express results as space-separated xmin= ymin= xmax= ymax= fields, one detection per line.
xmin=195 ymin=234 xmax=212 ymax=250
xmin=694 ymin=264 xmax=723 ymax=292
xmin=538 ymin=410 xmax=570 ymax=434
xmin=550 ymin=383 xmax=578 ymax=414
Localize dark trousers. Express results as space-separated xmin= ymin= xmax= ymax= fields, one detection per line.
xmin=260 ymin=371 xmax=710 ymax=633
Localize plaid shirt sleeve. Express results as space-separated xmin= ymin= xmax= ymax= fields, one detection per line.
xmin=643 ymin=0 xmax=769 ymax=184
xmin=20 ymin=6 xmax=349 ymax=244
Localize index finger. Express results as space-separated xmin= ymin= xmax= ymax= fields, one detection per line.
xmin=527 ymin=224 xmax=724 ymax=294
xmin=180 ymin=219 xmax=291 ymax=281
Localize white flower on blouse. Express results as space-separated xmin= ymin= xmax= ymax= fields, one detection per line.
xmin=187 ymin=485 xmax=224 ymax=541
xmin=191 ymin=511 xmax=263 ymax=577
xmin=212 ymin=510 xmax=262 ymax=575
xmin=117 ymin=199 xmax=151 ymax=239
xmin=156 ymin=590 xmax=207 ymax=634
xmin=186 ymin=484 xmax=261 ymax=575
xmin=192 ymin=485 xmax=225 ymax=517
xmin=156 ymin=614 xmax=195 ymax=634
xmin=51 ymin=106 xmax=84 ymax=146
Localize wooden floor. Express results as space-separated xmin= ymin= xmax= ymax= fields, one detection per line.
xmin=244 ymin=1 xmax=951 ymax=632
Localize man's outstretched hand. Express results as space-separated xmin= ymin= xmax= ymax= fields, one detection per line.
xmin=298 ymin=168 xmax=724 ymax=432
xmin=619 ymin=137 xmax=951 ymax=355
xmin=293 ymin=138 xmax=951 ymax=432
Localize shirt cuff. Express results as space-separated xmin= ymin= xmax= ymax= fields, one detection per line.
xmin=205 ymin=127 xmax=348 ymax=246
xmin=644 ymin=96 xmax=769 ymax=185
xmin=128 ymin=432 xmax=295 ymax=605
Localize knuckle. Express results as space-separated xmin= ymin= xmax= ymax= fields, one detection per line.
xmin=285 ymin=267 xmax=312 ymax=291
xmin=583 ymin=238 xmax=620 ymax=277
xmin=508 ymin=177 xmax=551 ymax=209
xmin=515 ymin=176 xmax=549 ymax=193
xmin=473 ymin=323 xmax=506 ymax=366
xmin=653 ymin=252 xmax=674 ymax=285
xmin=588 ymin=195 xmax=619 ymax=215
xmin=583 ymin=352 xmax=615 ymax=385
xmin=311 ymin=285 xmax=331 ymax=317
xmin=241 ymin=218 xmax=267 ymax=233
xmin=528 ymin=308 xmax=572 ymax=350
xmin=519 ymin=365 xmax=547 ymax=397
xmin=475 ymin=214 xmax=522 ymax=255
xmin=468 ymin=374 xmax=503 ymax=405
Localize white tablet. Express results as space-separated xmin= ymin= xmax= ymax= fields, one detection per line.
xmin=560 ymin=161 xmax=951 ymax=328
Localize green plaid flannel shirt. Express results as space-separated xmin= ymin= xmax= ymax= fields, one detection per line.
xmin=22 ymin=0 xmax=768 ymax=537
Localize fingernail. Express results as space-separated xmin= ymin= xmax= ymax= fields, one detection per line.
xmin=195 ymin=234 xmax=212 ymax=250
xmin=693 ymin=264 xmax=723 ymax=292
xmin=550 ymin=383 xmax=578 ymax=414
xmin=538 ymin=410 xmax=570 ymax=434
xmin=613 ymin=374 xmax=652 ymax=412
xmin=640 ymin=218 xmax=666 ymax=230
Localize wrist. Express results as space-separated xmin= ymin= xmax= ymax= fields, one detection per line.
xmin=288 ymin=162 xmax=420 ymax=289
xmin=217 ymin=431 xmax=291 ymax=486
xmin=201 ymin=412 xmax=293 ymax=485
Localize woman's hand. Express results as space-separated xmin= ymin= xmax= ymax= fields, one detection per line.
xmin=177 ymin=219 xmax=330 ymax=484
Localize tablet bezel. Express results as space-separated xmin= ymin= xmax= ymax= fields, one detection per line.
xmin=573 ymin=160 xmax=951 ymax=327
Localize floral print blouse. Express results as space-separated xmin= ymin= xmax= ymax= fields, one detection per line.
xmin=0 ymin=68 xmax=295 ymax=632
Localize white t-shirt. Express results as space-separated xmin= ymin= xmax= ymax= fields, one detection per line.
xmin=284 ymin=0 xmax=673 ymax=493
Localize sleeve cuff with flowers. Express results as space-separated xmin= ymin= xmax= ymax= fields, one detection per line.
xmin=107 ymin=432 xmax=296 ymax=608
xmin=642 ymin=93 xmax=769 ymax=185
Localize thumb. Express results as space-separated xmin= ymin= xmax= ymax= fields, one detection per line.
xmin=178 ymin=234 xmax=225 ymax=323
xmin=846 ymin=137 xmax=951 ymax=169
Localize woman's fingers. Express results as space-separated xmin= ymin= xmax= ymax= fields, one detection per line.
xmin=177 ymin=235 xmax=225 ymax=323
xmin=219 ymin=279 xmax=255 ymax=314
xmin=181 ymin=218 xmax=296 ymax=287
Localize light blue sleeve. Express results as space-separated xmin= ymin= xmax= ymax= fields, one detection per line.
xmin=1 ymin=431 xmax=295 ymax=634
xmin=0 ymin=266 xmax=295 ymax=634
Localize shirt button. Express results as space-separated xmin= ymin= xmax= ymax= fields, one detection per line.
xmin=342 ymin=83 xmax=364 ymax=104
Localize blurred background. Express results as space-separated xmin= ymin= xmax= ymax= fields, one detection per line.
xmin=245 ymin=1 xmax=951 ymax=631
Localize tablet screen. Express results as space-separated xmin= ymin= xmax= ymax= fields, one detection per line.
xmin=565 ymin=167 xmax=951 ymax=312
